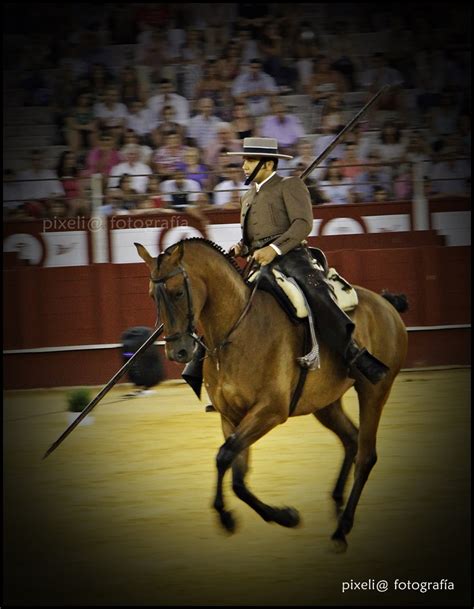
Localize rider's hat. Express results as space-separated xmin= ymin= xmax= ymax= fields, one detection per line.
xmin=226 ymin=137 xmax=293 ymax=160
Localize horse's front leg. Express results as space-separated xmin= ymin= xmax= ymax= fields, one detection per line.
xmin=214 ymin=402 xmax=296 ymax=532
xmin=232 ymin=449 xmax=300 ymax=528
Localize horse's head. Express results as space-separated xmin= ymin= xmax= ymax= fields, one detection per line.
xmin=135 ymin=241 xmax=204 ymax=363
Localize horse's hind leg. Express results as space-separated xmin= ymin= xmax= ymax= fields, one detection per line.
xmin=231 ymin=449 xmax=300 ymax=528
xmin=314 ymin=400 xmax=358 ymax=515
xmin=331 ymin=383 xmax=391 ymax=551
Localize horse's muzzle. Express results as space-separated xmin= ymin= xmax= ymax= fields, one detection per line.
xmin=166 ymin=337 xmax=197 ymax=363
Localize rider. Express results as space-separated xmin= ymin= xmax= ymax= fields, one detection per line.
xmin=225 ymin=136 xmax=389 ymax=384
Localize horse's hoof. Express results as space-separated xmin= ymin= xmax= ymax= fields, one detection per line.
xmin=219 ymin=510 xmax=237 ymax=533
xmin=331 ymin=531 xmax=348 ymax=553
xmin=272 ymin=506 xmax=301 ymax=528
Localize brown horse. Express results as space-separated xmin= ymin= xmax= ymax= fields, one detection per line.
xmin=136 ymin=238 xmax=408 ymax=550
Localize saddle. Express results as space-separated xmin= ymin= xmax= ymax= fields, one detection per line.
xmin=248 ymin=248 xmax=358 ymax=324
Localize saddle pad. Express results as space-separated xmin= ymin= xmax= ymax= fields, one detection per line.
xmin=326 ymin=268 xmax=359 ymax=312
xmin=248 ymin=267 xmax=358 ymax=317
xmin=272 ymin=269 xmax=308 ymax=318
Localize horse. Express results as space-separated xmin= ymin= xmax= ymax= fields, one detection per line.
xmin=135 ymin=238 xmax=408 ymax=550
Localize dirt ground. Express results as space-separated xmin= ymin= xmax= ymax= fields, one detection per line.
xmin=3 ymin=369 xmax=471 ymax=606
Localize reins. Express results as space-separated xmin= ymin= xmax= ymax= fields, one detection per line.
xmin=151 ymin=258 xmax=262 ymax=358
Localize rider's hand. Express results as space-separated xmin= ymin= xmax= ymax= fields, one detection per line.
xmin=252 ymin=246 xmax=278 ymax=266
xmin=229 ymin=242 xmax=244 ymax=257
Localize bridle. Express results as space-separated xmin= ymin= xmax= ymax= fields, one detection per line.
xmin=151 ymin=265 xmax=207 ymax=351
xmin=151 ymin=260 xmax=261 ymax=357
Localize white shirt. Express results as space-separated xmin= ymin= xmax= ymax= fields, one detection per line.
xmin=17 ymin=168 xmax=65 ymax=200
xmin=126 ymin=109 xmax=157 ymax=136
xmin=147 ymin=93 xmax=190 ymax=127
xmin=254 ymin=171 xmax=282 ymax=254
xmin=108 ymin=162 xmax=152 ymax=193
xmin=94 ymin=102 xmax=128 ymax=127
xmin=160 ymin=179 xmax=201 ymax=208
xmin=255 ymin=171 xmax=276 ymax=192
xmin=188 ymin=115 xmax=222 ymax=149
xmin=213 ymin=180 xmax=248 ymax=206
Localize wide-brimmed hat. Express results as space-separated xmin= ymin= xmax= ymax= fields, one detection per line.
xmin=226 ymin=137 xmax=293 ymax=160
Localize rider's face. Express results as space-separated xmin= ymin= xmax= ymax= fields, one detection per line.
xmin=242 ymin=157 xmax=273 ymax=183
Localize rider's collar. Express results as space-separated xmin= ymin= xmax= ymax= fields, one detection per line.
xmin=255 ymin=171 xmax=277 ymax=192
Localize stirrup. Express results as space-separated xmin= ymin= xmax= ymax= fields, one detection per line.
xmin=297 ymin=349 xmax=319 ymax=370
xmin=287 ymin=277 xmax=320 ymax=371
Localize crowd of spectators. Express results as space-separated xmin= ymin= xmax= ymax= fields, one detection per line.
xmin=3 ymin=3 xmax=471 ymax=220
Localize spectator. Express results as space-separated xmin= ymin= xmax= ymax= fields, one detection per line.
xmin=338 ymin=142 xmax=365 ymax=181
xmin=230 ymin=101 xmax=255 ymax=140
xmin=151 ymin=105 xmax=187 ymax=149
xmin=86 ymin=62 xmax=114 ymax=105
xmin=17 ymin=150 xmax=65 ymax=217
xmin=193 ymin=59 xmax=230 ymax=118
xmin=152 ymin=132 xmax=189 ymax=180
xmin=305 ymin=54 xmax=347 ymax=106
xmin=257 ymin=20 xmax=284 ymax=82
xmin=115 ymin=174 xmax=140 ymax=211
xmin=319 ymin=159 xmax=355 ymax=204
xmin=405 ymin=130 xmax=432 ymax=178
xmin=203 ymin=123 xmax=241 ymax=170
xmin=138 ymin=175 xmax=165 ymax=210
xmin=118 ymin=65 xmax=148 ymax=105
xmin=108 ymin=144 xmax=152 ymax=193
xmin=56 ymin=150 xmax=88 ymax=216
xmin=373 ymin=185 xmax=390 ymax=202
xmin=120 ymin=129 xmax=153 ymax=164
xmin=294 ymin=26 xmax=319 ymax=92
xmin=429 ymin=137 xmax=471 ymax=196
xmin=160 ymin=170 xmax=203 ymax=211
xmin=320 ymin=93 xmax=345 ymax=135
xmin=360 ymin=53 xmax=405 ymax=113
xmin=176 ymin=147 xmax=211 ymax=191
xmin=212 ymin=163 xmax=247 ymax=208
xmin=85 ymin=133 xmax=122 ymax=179
xmin=93 ymin=86 xmax=128 ymax=144
xmin=137 ymin=30 xmax=174 ymax=84
xmin=258 ymin=99 xmax=305 ymax=156
xmin=187 ymin=98 xmax=222 ymax=150
xmin=289 ymin=162 xmax=326 ymax=205
xmin=147 ymin=78 xmax=190 ymax=127
xmin=289 ymin=138 xmax=320 ymax=179
xmin=231 ymin=57 xmax=279 ymax=117
xmin=393 ymin=163 xmax=413 ymax=200
xmin=64 ymin=92 xmax=98 ymax=154
xmin=125 ymin=100 xmax=156 ymax=146
xmin=372 ymin=122 xmax=408 ymax=167
xmin=354 ymin=152 xmax=393 ymax=202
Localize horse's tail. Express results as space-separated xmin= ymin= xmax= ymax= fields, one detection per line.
xmin=381 ymin=290 xmax=409 ymax=313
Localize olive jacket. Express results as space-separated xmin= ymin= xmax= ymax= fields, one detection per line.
xmin=238 ymin=173 xmax=313 ymax=256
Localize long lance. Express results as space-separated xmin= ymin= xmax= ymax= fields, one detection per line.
xmin=43 ymin=323 xmax=164 ymax=460
xmin=299 ymin=84 xmax=391 ymax=181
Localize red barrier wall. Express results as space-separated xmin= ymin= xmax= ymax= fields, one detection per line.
xmin=3 ymin=246 xmax=471 ymax=388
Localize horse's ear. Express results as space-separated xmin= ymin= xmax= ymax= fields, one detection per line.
xmin=167 ymin=241 xmax=184 ymax=265
xmin=135 ymin=243 xmax=154 ymax=270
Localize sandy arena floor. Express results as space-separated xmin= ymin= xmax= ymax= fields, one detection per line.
xmin=3 ymin=369 xmax=471 ymax=606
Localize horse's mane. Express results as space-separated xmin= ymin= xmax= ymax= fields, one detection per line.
xmin=161 ymin=237 xmax=245 ymax=278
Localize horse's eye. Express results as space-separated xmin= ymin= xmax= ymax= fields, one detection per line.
xmin=175 ymin=290 xmax=185 ymax=300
